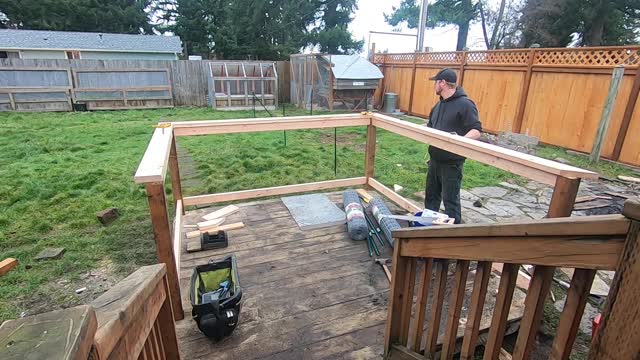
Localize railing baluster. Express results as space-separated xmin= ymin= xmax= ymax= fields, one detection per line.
xmin=410 ymin=258 xmax=434 ymax=351
xmin=513 ymin=265 xmax=555 ymax=359
xmin=385 ymin=240 xmax=417 ymax=355
xmin=425 ymin=259 xmax=449 ymax=358
xmin=400 ymin=257 xmax=418 ymax=345
xmin=550 ymin=268 xmax=596 ymax=360
xmin=461 ymin=261 xmax=492 ymax=360
xmin=484 ymin=263 xmax=519 ymax=360
xmin=442 ymin=260 xmax=470 ymax=359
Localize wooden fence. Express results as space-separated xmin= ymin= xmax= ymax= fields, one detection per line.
xmin=0 ymin=59 xmax=291 ymax=108
xmin=373 ymin=46 xmax=640 ymax=167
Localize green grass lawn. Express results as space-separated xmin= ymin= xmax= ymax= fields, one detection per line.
xmin=0 ymin=106 xmax=634 ymax=322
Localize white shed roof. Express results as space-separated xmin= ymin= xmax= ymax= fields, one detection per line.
xmin=321 ymin=55 xmax=383 ymax=80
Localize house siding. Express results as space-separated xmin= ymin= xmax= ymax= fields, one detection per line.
xmin=20 ymin=49 xmax=67 ymax=59
xmin=79 ymin=51 xmax=178 ymax=60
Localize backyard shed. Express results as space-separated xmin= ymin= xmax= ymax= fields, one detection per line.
xmin=290 ymin=54 xmax=383 ymax=111
xmin=206 ymin=61 xmax=278 ymax=110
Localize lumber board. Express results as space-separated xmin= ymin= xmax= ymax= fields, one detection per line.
xmin=399 ymin=234 xmax=625 ymax=270
xmin=441 ymin=260 xmax=470 ymax=360
xmin=183 ymin=177 xmax=367 ymax=206
xmin=202 ymin=204 xmax=239 ymax=221
xmin=172 ymin=113 xmax=370 ymax=136
xmin=134 ymin=126 xmax=173 ymax=184
xmin=0 ymin=258 xmax=18 ymax=277
xmin=425 ymin=259 xmax=449 ymax=357
xmin=185 ymin=221 xmax=245 ymax=239
xmin=368 ymin=178 xmax=422 ymax=213
xmin=623 ymin=200 xmax=640 ymax=221
xmin=196 ymin=217 xmax=225 ymax=229
xmin=618 ymin=175 xmax=640 ymax=183
xmin=357 ymin=188 xmax=374 ymax=203
xmin=460 ymin=261 xmax=492 ymax=360
xmin=173 ymin=200 xmax=182 ymax=274
xmin=392 ymin=214 xmax=629 ymax=238
xmin=372 ymin=113 xmax=598 ymax=185
xmin=483 ymin=263 xmax=518 ymax=360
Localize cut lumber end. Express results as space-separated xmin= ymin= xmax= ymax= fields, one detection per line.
xmin=197 ymin=217 xmax=225 ymax=230
xmin=186 ymin=239 xmax=202 ymax=253
xmin=0 ymin=258 xmax=18 ymax=277
xmin=356 ymin=189 xmax=373 ymax=203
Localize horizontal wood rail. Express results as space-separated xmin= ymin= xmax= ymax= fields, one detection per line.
xmin=0 ymin=264 xmax=180 ymax=359
xmin=385 ymin=201 xmax=640 ymax=360
xmin=183 ymin=177 xmax=367 ymax=207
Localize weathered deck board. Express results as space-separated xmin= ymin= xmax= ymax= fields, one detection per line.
xmin=175 ymin=192 xmax=525 ymax=359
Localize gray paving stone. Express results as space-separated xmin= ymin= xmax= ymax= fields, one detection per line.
xmin=484 ymin=199 xmax=526 ymax=217
xmin=503 ymin=192 xmax=539 ymax=207
xmin=462 ymin=199 xmax=494 ymax=216
xmin=470 ymin=186 xmax=508 ymax=198
xmin=463 ymin=209 xmax=496 ymax=224
xmin=498 ymin=182 xmax=530 ymax=193
xmin=460 ymin=189 xmax=480 ymax=201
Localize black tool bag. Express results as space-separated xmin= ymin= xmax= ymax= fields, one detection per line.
xmin=189 ymin=255 xmax=242 ymax=340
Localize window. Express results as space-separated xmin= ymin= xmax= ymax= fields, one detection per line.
xmin=0 ymin=51 xmax=20 ymax=59
xmin=66 ymin=51 xmax=80 ymax=59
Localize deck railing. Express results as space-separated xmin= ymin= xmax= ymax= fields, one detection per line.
xmin=0 ymin=264 xmax=180 ymax=359
xmin=384 ymin=200 xmax=640 ymax=360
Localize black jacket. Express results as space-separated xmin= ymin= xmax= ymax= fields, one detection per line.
xmin=427 ymin=87 xmax=482 ymax=164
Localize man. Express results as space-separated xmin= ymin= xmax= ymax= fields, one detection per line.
xmin=425 ymin=68 xmax=482 ymax=224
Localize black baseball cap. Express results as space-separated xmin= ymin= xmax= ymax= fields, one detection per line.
xmin=429 ymin=68 xmax=457 ymax=83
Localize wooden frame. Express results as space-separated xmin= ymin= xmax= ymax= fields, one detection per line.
xmin=0 ymin=67 xmax=73 ymax=111
xmin=208 ymin=61 xmax=278 ymax=111
xmin=133 ymin=112 xmax=598 ymax=329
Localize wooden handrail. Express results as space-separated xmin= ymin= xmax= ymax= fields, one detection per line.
xmin=385 ymin=201 xmax=640 ymax=360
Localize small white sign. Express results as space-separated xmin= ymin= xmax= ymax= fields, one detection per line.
xmin=352 ymin=81 xmax=365 ymax=86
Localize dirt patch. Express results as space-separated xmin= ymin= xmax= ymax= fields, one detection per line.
xmin=318 ymin=132 xmax=366 ymax=152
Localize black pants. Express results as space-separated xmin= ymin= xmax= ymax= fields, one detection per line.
xmin=425 ymin=160 xmax=463 ymax=224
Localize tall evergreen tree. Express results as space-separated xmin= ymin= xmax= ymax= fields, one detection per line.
xmin=0 ymin=0 xmax=153 ymax=33
xmin=311 ymin=0 xmax=363 ymax=54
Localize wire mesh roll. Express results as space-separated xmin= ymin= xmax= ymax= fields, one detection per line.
xmin=343 ymin=190 xmax=368 ymax=241
xmin=369 ymin=197 xmax=401 ymax=247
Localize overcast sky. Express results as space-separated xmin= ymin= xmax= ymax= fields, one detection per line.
xmin=348 ymin=0 xmax=490 ymax=54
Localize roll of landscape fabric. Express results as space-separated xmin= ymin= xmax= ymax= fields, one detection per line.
xmin=369 ymin=197 xmax=401 ymax=247
xmin=343 ymin=190 xmax=368 ymax=241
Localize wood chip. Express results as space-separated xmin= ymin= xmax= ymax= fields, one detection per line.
xmin=202 ymin=205 xmax=239 ymax=221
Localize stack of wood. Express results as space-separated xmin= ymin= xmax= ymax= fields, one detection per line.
xmin=185 ymin=205 xmax=245 ymax=253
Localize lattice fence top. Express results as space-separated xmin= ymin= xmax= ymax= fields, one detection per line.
xmin=375 ymin=46 xmax=640 ymax=68
xmin=534 ymin=47 xmax=640 ymax=67
xmin=466 ymin=50 xmax=530 ymax=65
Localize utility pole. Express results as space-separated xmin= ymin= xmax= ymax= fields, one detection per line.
xmin=416 ymin=0 xmax=429 ymax=51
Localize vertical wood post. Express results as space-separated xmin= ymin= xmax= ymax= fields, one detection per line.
xmin=547 ymin=176 xmax=580 ymax=218
xmin=157 ymin=275 xmax=181 ymax=359
xmin=168 ymin=136 xmax=183 ymax=214
xmin=589 ymin=200 xmax=640 ymax=359
xmin=458 ymin=51 xmax=468 ymax=85
xmin=364 ymin=124 xmax=376 ymax=181
xmin=408 ymin=52 xmax=418 ymax=114
xmin=384 ymin=239 xmax=413 ymax=355
xmin=145 ymin=183 xmax=184 ymax=321
xmin=590 ymin=65 xmax=625 ymax=163
xmin=328 ymin=61 xmax=334 ymax=112
xmin=612 ymin=66 xmax=640 ymax=161
xmin=513 ymin=49 xmax=536 ymax=133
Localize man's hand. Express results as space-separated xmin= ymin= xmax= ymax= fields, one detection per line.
xmin=464 ymin=129 xmax=481 ymax=140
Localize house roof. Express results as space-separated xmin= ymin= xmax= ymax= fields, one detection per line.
xmin=0 ymin=29 xmax=182 ymax=54
xmin=321 ymin=55 xmax=383 ymax=80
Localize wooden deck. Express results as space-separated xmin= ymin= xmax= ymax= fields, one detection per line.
xmin=174 ymin=192 xmax=525 ymax=359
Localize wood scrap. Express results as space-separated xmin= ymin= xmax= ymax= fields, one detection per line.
xmin=574 ymin=195 xmax=612 ymax=204
xmin=196 ymin=217 xmax=225 ymax=229
xmin=186 ymin=222 xmax=245 ymax=239
xmin=492 ymin=263 xmax=531 ymax=290
xmin=604 ymin=191 xmax=632 ymax=199
xmin=574 ymin=199 xmax=611 ymax=211
xmin=202 ymin=205 xmax=239 ymax=221
xmin=0 ymin=258 xmax=18 ymax=277
xmin=618 ymin=175 xmax=640 ymax=184
xmin=356 ymin=189 xmax=373 ymax=203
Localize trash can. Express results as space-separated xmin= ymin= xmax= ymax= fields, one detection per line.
xmin=190 ymin=255 xmax=242 ymax=340
xmin=383 ymin=93 xmax=398 ymax=113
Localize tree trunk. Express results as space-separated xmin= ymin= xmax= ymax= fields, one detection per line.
xmin=490 ymin=0 xmax=507 ymax=49
xmin=479 ymin=2 xmax=491 ymax=49
xmin=585 ymin=0 xmax=606 ymax=45
xmin=455 ymin=0 xmax=473 ymax=51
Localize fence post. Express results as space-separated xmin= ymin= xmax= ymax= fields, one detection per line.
xmin=408 ymin=52 xmax=418 ymax=114
xmin=513 ymin=48 xmax=536 ymax=133
xmin=589 ymin=200 xmax=640 ymax=359
xmin=612 ymin=66 xmax=640 ymax=161
xmin=590 ymin=65 xmax=625 ymax=163
xmin=169 ymin=136 xmax=184 ymax=213
xmin=459 ymin=51 xmax=468 ymax=85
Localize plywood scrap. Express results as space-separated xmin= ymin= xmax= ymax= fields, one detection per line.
xmin=574 ymin=199 xmax=611 ymax=211
xmin=0 ymin=258 xmax=18 ymax=277
xmin=202 ymin=205 xmax=239 ymax=221
xmin=281 ymin=194 xmax=346 ymax=230
xmin=492 ymin=263 xmax=531 ymax=290
xmin=185 ymin=222 xmax=245 ymax=239
xmin=356 ymin=189 xmax=373 ymax=203
xmin=197 ymin=217 xmax=225 ymax=229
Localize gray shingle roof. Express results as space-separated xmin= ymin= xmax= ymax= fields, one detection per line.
xmin=321 ymin=55 xmax=383 ymax=80
xmin=0 ymin=29 xmax=182 ymax=53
